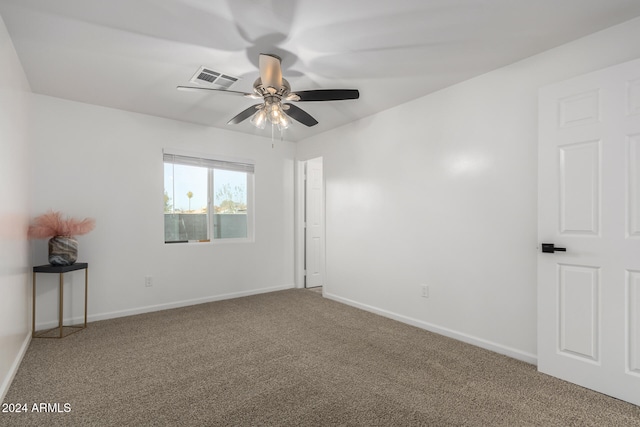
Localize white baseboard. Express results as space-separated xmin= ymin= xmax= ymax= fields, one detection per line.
xmin=35 ymin=284 xmax=295 ymax=330
xmin=324 ymin=292 xmax=537 ymax=365
xmin=0 ymin=332 xmax=31 ymax=403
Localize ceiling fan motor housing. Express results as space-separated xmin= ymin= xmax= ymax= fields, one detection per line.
xmin=253 ymin=77 xmax=291 ymax=99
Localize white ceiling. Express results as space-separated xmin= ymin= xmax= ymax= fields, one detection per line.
xmin=2 ymin=0 xmax=640 ymax=142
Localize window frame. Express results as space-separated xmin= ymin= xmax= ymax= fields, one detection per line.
xmin=163 ymin=149 xmax=255 ymax=244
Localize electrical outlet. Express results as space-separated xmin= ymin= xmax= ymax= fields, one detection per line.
xmin=421 ymin=284 xmax=429 ymax=298
xmin=145 ymin=276 xmax=153 ymax=287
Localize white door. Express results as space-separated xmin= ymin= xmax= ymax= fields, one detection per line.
xmin=305 ymin=157 xmax=324 ymax=288
xmin=538 ymin=57 xmax=640 ymax=405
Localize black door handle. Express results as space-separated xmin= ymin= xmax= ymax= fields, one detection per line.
xmin=541 ymin=243 xmax=567 ymax=253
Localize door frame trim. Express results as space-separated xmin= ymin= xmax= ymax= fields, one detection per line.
xmin=294 ymin=159 xmax=306 ymax=288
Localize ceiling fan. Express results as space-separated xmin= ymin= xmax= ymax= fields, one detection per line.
xmin=177 ymin=54 xmax=359 ymax=130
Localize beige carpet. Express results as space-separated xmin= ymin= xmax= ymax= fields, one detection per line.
xmin=2 ymin=289 xmax=639 ymax=426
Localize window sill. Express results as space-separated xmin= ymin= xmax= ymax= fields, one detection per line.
xmin=164 ymin=238 xmax=254 ymax=245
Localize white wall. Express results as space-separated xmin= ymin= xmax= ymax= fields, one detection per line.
xmin=297 ymin=17 xmax=640 ymax=363
xmin=0 ymin=15 xmax=31 ymax=401
xmin=30 ymin=95 xmax=296 ymax=326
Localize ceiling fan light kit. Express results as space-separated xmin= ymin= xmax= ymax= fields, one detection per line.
xmin=178 ymin=53 xmax=359 ymax=134
xmin=250 ymin=100 xmax=291 ymax=131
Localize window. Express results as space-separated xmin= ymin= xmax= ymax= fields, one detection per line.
xmin=163 ymin=151 xmax=254 ymax=243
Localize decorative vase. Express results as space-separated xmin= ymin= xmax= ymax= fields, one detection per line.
xmin=48 ymin=236 xmax=78 ymax=266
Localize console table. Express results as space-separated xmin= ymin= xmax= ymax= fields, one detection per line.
xmin=32 ymin=263 xmax=88 ymax=338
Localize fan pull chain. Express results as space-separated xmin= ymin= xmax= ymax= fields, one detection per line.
xmin=269 ymin=123 xmax=286 ymax=148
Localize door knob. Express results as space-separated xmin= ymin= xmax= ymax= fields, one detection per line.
xmin=541 ymin=243 xmax=567 ymax=253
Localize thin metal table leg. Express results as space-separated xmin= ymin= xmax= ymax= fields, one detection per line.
xmin=84 ymin=267 xmax=88 ymax=328
xmin=59 ymin=272 xmax=64 ymax=338
xmin=32 ymin=272 xmax=36 ymax=338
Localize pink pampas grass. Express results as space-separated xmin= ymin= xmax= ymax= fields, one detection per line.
xmin=28 ymin=210 xmax=95 ymax=239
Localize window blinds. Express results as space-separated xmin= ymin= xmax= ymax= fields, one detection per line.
xmin=163 ymin=152 xmax=254 ymax=174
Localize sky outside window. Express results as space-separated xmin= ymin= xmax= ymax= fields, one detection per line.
xmin=164 ymin=164 xmax=247 ymax=212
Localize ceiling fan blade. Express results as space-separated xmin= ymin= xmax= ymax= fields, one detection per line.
xmin=259 ymin=53 xmax=283 ymax=90
xmin=227 ymin=104 xmax=262 ymax=125
xmin=177 ymin=86 xmax=261 ymax=99
xmin=283 ymin=104 xmax=318 ymax=127
xmin=291 ymin=89 xmax=360 ymax=102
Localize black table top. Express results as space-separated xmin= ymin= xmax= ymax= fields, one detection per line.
xmin=33 ymin=263 xmax=88 ymax=273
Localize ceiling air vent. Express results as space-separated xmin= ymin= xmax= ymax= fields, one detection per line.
xmin=190 ymin=66 xmax=239 ymax=89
